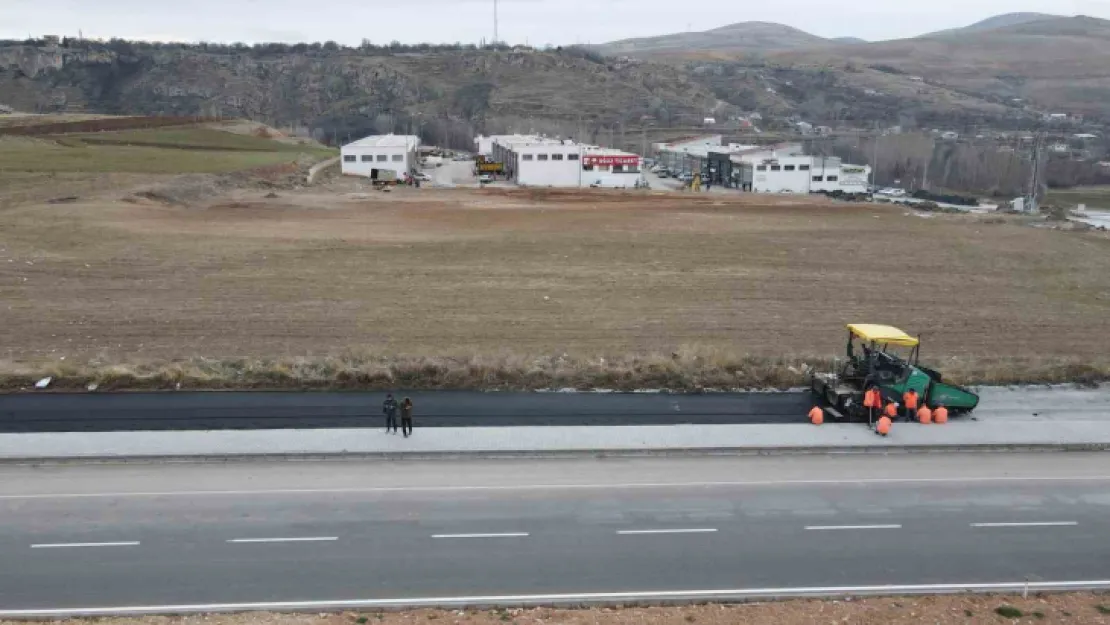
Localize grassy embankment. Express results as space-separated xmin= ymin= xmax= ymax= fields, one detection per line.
xmin=1049 ymin=186 xmax=1110 ymax=210
xmin=0 ymin=126 xmax=334 ymax=175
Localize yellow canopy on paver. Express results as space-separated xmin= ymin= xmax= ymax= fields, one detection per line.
xmin=847 ymin=324 xmax=920 ymax=347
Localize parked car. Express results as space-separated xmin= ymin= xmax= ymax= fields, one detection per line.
xmin=414 ymin=172 xmax=432 ymax=182
xmin=656 ymin=170 xmax=670 ymax=178
xmin=478 ymin=174 xmax=494 ymax=184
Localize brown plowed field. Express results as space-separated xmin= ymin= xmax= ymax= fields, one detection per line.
xmin=3 ymin=183 xmax=1109 ymax=383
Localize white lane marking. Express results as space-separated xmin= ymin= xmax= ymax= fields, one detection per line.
xmin=805 ymin=525 xmax=902 ymax=531
xmin=617 ymin=529 xmax=718 ymax=535
xmin=431 ymin=533 xmax=529 ymax=539
xmin=6 ymin=581 xmax=1110 ymax=616
xmin=5 ymin=475 xmax=1110 ymax=500
xmin=227 ymin=537 xmax=338 ymax=544
xmin=30 ymin=542 xmax=140 ymax=549
xmin=971 ymin=522 xmax=1078 ymax=528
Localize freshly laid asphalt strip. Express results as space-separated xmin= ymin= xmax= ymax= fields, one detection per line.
xmin=0 ymin=391 xmax=814 ymax=432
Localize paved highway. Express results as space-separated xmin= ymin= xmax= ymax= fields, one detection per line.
xmin=0 ymin=391 xmax=812 ymax=432
xmin=2 ymin=453 xmax=1110 ymax=614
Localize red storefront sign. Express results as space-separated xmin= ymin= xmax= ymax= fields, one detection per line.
xmin=581 ymin=154 xmax=640 ymax=166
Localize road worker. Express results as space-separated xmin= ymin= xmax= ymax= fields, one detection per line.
xmin=934 ymin=404 xmax=949 ymax=424
xmin=808 ymin=406 xmax=824 ymax=425
xmin=902 ymin=388 xmax=920 ymax=422
xmin=863 ymin=386 xmax=881 ymax=424
xmin=917 ymin=405 xmax=933 ymax=424
xmin=876 ymin=415 xmax=892 ymax=436
xmin=884 ymin=401 xmax=899 ymax=422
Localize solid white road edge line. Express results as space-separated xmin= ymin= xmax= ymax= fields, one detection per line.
xmin=431 ymin=533 xmax=529 ymax=539
xmin=5 ymin=475 xmax=1110 ymax=500
xmin=30 ymin=542 xmax=140 ymax=549
xmin=804 ymin=525 xmax=902 ymax=531
xmin=617 ymin=529 xmax=718 ymax=535
xmin=6 ymin=581 xmax=1110 ymax=616
xmin=227 ymin=537 xmax=338 ymax=543
xmin=971 ymin=522 xmax=1079 ymax=528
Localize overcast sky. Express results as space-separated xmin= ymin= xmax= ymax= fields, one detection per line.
xmin=3 ymin=0 xmax=1109 ymax=46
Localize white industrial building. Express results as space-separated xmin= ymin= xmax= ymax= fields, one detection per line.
xmin=340 ymin=134 xmax=420 ymax=177
xmin=487 ymin=135 xmax=644 ymax=188
xmin=474 ymin=135 xmax=496 ymax=156
xmin=742 ymin=151 xmax=870 ymax=194
xmin=655 ymin=135 xmax=870 ymax=195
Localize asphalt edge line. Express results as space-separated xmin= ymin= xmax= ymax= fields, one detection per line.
xmin=2 ymin=443 xmax=1110 ymax=465
xmin=5 ymin=581 xmax=1110 ymax=617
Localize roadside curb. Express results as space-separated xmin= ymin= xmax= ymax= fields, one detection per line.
xmin=4 ymin=442 xmax=1110 ymax=465
xmin=5 ymin=580 xmax=1110 ymax=617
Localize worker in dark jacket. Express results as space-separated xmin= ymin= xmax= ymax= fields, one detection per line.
xmin=400 ymin=397 xmax=414 ymax=438
xmin=382 ymin=394 xmax=399 ymax=434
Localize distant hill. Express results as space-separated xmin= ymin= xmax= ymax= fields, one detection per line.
xmin=928 ymin=12 xmax=1064 ymax=36
xmin=832 ymin=37 xmax=867 ymax=44
xmin=0 ymin=42 xmax=725 ymax=149
xmin=595 ymin=22 xmax=828 ymax=57
xmin=776 ymin=15 xmax=1110 ymax=117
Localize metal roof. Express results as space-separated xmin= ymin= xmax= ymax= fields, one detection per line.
xmin=342 ymin=134 xmax=420 ymax=149
xmin=848 ymin=324 xmax=920 ymax=347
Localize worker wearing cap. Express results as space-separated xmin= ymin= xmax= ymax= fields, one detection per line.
xmin=934 ymin=404 xmax=949 ymax=424
xmin=902 ymin=388 xmax=920 ymax=423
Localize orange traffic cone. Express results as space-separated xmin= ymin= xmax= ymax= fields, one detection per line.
xmin=808 ymin=406 xmax=824 ymax=425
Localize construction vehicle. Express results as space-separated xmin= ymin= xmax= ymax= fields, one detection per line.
xmin=475 ymin=155 xmax=505 ymax=175
xmin=369 ymin=168 xmax=397 ymax=188
xmin=811 ymin=324 xmax=980 ymax=422
xmin=683 ymin=172 xmax=702 ymax=192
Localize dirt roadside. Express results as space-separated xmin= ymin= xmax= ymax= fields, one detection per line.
xmin=7 ymin=594 xmax=1110 ymax=624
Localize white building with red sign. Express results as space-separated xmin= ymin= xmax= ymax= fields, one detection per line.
xmin=488 ymin=135 xmax=643 ymax=188
xmin=580 ymin=149 xmax=644 ymax=188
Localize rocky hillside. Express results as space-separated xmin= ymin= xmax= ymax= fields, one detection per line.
xmin=0 ymin=40 xmax=727 ymax=147
xmin=776 ymin=16 xmax=1110 ymax=119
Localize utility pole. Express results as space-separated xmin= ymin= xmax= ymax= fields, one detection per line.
xmin=922 ymin=140 xmax=933 ymax=192
xmin=493 ymin=0 xmax=499 ymax=45
xmin=871 ymin=132 xmax=880 ymax=190
xmin=1027 ymin=133 xmax=1043 ymax=213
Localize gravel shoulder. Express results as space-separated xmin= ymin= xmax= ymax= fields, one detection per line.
xmin=7 ymin=594 xmax=1110 ymax=624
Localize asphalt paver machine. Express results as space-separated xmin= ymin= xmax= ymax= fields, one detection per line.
xmin=811 ymin=324 xmax=980 ymax=422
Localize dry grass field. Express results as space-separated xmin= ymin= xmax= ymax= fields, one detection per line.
xmin=3 ymin=180 xmax=1110 ymax=390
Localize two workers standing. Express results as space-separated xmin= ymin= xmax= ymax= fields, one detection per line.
xmin=382 ymin=394 xmax=415 ymax=437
